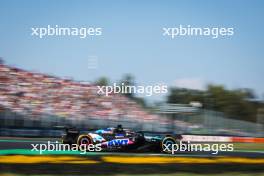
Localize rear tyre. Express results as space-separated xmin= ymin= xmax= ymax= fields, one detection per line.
xmin=161 ymin=136 xmax=177 ymax=154
xmin=77 ymin=135 xmax=93 ymax=151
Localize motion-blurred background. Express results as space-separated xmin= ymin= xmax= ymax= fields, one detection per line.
xmin=0 ymin=0 xmax=264 ymax=175
xmin=0 ymin=60 xmax=263 ymax=137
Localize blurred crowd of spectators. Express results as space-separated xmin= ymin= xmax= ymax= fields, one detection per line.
xmin=0 ymin=64 xmax=159 ymax=122
xmin=1 ymin=63 xmax=256 ymax=136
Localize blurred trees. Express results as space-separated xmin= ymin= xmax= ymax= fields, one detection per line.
xmin=95 ymin=77 xmax=109 ymax=86
xmin=119 ymin=74 xmax=135 ymax=99
xmin=95 ymin=74 xmax=146 ymax=107
xmin=0 ymin=57 xmax=3 ymax=64
xmin=167 ymin=85 xmax=262 ymax=122
xmin=119 ymin=74 xmax=146 ymax=107
xmin=94 ymin=74 xmax=262 ymax=122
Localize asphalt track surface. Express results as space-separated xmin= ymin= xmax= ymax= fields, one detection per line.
xmin=0 ymin=137 xmax=263 ymax=157
xmin=0 ymin=137 xmax=264 ymax=175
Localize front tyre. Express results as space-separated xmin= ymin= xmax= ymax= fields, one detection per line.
xmin=161 ymin=136 xmax=177 ymax=154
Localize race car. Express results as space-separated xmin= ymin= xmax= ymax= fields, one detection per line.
xmin=61 ymin=125 xmax=182 ymax=153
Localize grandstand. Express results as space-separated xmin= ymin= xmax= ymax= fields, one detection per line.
xmin=0 ymin=63 xmax=160 ymax=125
xmin=0 ymin=63 xmax=263 ymax=137
xmin=0 ymin=63 xmax=165 ymax=134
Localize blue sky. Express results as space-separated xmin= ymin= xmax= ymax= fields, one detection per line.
xmin=0 ymin=0 xmax=264 ymax=102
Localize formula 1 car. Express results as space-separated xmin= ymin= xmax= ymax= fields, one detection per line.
xmin=61 ymin=125 xmax=182 ymax=153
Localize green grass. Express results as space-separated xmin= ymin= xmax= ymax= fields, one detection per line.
xmin=1 ymin=173 xmax=264 ymax=176
xmin=234 ymin=143 xmax=264 ymax=152
xmin=117 ymin=174 xmax=264 ymax=176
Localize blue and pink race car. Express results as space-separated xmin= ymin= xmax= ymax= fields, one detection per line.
xmin=62 ymin=125 xmax=182 ymax=153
